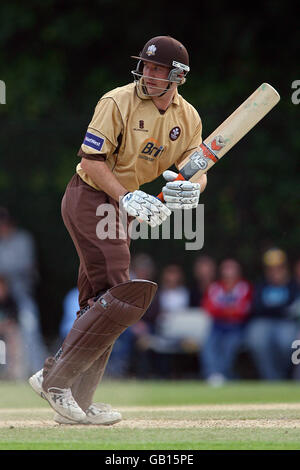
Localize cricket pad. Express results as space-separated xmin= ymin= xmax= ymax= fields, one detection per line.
xmin=42 ymin=279 xmax=157 ymax=390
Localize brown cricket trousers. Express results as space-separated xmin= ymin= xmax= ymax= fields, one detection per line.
xmin=44 ymin=174 xmax=132 ymax=409
xmin=62 ymin=174 xmax=131 ymax=308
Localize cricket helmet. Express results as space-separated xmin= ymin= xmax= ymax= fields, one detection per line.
xmin=131 ymin=36 xmax=190 ymax=95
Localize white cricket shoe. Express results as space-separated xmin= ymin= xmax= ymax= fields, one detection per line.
xmin=54 ymin=403 xmax=122 ymax=425
xmin=29 ymin=369 xmax=120 ymax=424
xmin=42 ymin=387 xmax=86 ymax=422
xmin=28 ymin=369 xmax=45 ymax=398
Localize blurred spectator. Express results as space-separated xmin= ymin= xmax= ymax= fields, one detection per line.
xmin=291 ymin=259 xmax=300 ymax=379
xmin=158 ymin=263 xmax=190 ymax=314
xmin=130 ymin=253 xmax=160 ymax=331
xmin=245 ymin=248 xmax=300 ymax=380
xmin=148 ymin=263 xmax=191 ymax=378
xmin=200 ymin=258 xmax=252 ymax=385
xmin=0 ymin=207 xmax=47 ymax=376
xmin=130 ymin=252 xmax=156 ymax=281
xmin=59 ymin=287 xmax=80 ymax=341
xmin=0 ymin=275 xmax=25 ymax=380
xmin=189 ymin=255 xmax=217 ymax=307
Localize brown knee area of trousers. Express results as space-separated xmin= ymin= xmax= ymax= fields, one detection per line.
xmin=42 ymin=280 xmax=157 ymax=391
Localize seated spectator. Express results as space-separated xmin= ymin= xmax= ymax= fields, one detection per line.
xmin=0 ymin=207 xmax=47 ymax=376
xmin=0 ymin=275 xmax=25 ymax=380
xmin=130 ymin=253 xmax=160 ymax=331
xmin=189 ymin=255 xmax=217 ymax=307
xmin=108 ymin=260 xmax=190 ymax=379
xmin=200 ymin=258 xmax=252 ymax=385
xmin=148 ymin=263 xmax=191 ymax=378
xmin=245 ymin=248 xmax=300 ymax=380
xmin=158 ymin=263 xmax=190 ymax=314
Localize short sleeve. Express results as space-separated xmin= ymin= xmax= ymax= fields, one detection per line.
xmin=80 ymin=97 xmax=123 ymax=159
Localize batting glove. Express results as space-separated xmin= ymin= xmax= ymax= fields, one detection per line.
xmin=162 ymin=170 xmax=201 ymax=210
xmin=121 ymin=190 xmax=171 ymax=227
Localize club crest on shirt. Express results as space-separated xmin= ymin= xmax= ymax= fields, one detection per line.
xmin=169 ymin=126 xmax=181 ymax=141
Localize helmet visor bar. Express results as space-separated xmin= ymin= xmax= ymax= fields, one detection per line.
xmin=131 ymin=70 xmax=172 ymax=96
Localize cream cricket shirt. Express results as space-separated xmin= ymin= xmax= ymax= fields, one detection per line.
xmin=76 ymin=82 xmax=202 ymax=192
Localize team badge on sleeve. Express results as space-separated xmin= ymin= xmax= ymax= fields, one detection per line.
xmin=83 ymin=132 xmax=105 ymax=151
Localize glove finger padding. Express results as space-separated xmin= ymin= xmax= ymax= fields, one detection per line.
xmin=164 ymin=195 xmax=199 ymax=204
xmin=164 ymin=201 xmax=199 ymax=210
xmin=163 ymin=187 xmax=200 ymax=198
xmin=162 ymin=180 xmax=201 ymax=210
xmin=165 ymin=180 xmax=200 ymax=192
xmin=122 ymin=190 xmax=171 ymax=227
xmin=162 ymin=170 xmax=179 ymax=182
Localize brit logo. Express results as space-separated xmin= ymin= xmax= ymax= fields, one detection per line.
xmin=169 ymin=126 xmax=181 ymax=141
xmin=146 ymin=45 xmax=157 ymax=56
xmin=139 ymin=138 xmax=164 ymax=161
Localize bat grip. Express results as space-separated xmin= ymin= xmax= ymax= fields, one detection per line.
xmin=156 ymin=173 xmax=186 ymax=202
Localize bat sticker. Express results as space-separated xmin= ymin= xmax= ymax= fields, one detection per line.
xmin=179 ymin=135 xmax=225 ymax=180
xmin=190 ymin=150 xmax=209 ymax=170
xmin=185 ymin=135 xmax=226 ymax=175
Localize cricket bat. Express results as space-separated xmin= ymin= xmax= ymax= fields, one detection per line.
xmin=157 ymin=83 xmax=280 ymax=201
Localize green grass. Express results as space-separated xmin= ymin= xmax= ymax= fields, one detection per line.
xmin=1 ymin=380 xmax=300 ymax=408
xmin=1 ymin=379 xmax=300 ymax=450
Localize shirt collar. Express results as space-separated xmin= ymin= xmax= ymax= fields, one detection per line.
xmin=172 ymin=88 xmax=180 ymax=106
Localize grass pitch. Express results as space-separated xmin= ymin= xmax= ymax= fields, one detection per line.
xmin=1 ymin=380 xmax=300 ymax=450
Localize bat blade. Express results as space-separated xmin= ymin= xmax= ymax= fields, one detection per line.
xmin=157 ymin=83 xmax=280 ymax=200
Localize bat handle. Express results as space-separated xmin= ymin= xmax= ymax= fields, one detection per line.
xmin=156 ymin=172 xmax=186 ymax=202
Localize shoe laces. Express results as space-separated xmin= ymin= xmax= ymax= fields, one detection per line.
xmin=86 ymin=404 xmax=102 ymax=416
xmin=49 ymin=388 xmax=78 ymax=408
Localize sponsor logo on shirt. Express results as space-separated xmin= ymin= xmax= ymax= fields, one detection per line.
xmin=83 ymin=132 xmax=105 ymax=151
xmin=139 ymin=138 xmax=164 ymax=161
